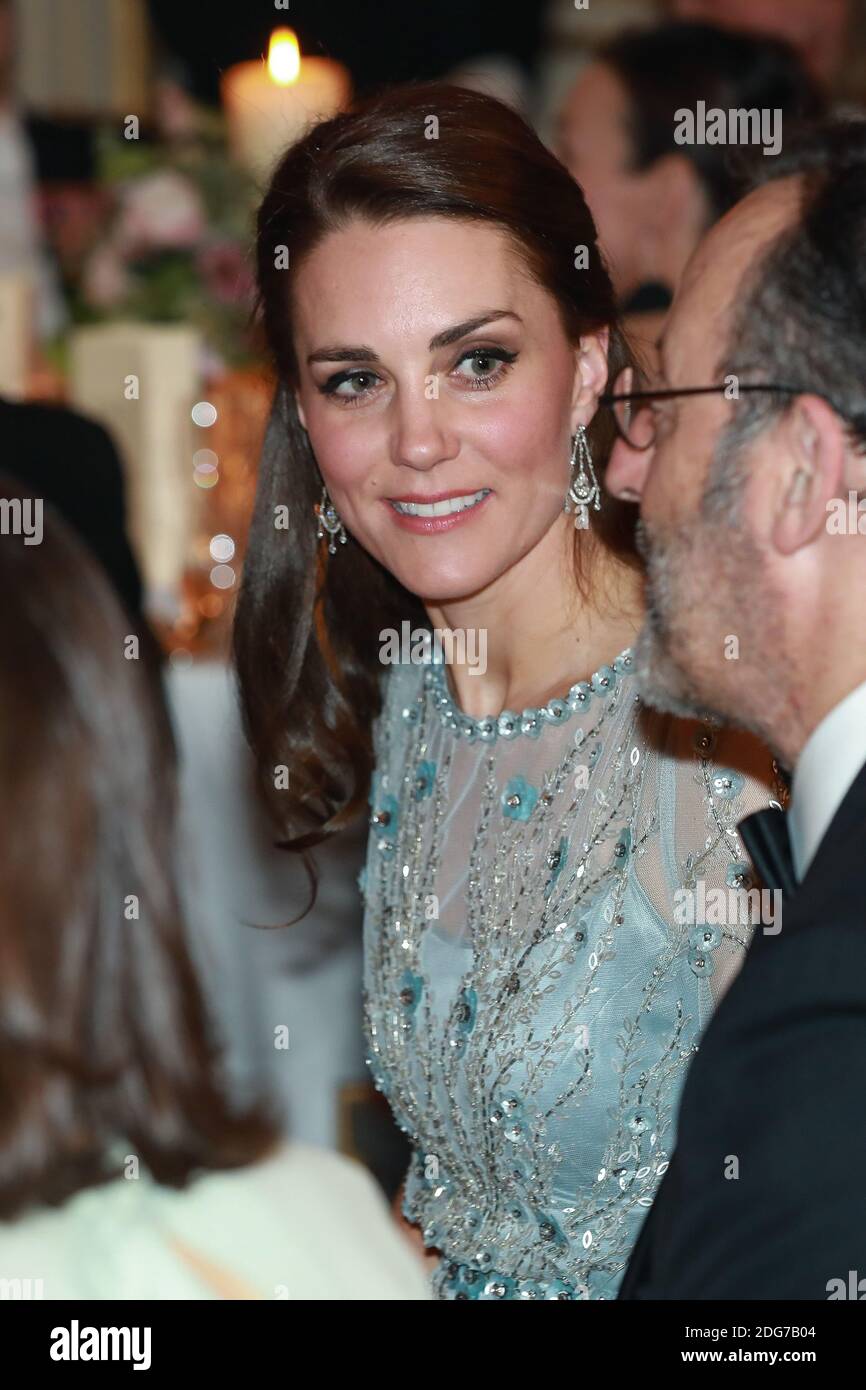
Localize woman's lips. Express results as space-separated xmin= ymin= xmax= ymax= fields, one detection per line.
xmin=383 ymin=490 xmax=493 ymax=533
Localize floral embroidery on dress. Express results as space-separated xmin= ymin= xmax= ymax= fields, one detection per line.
xmin=362 ymin=649 xmax=775 ymax=1299
xmin=501 ymin=774 xmax=538 ymax=822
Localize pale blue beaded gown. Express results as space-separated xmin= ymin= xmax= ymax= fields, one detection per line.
xmin=360 ymin=645 xmax=777 ymax=1300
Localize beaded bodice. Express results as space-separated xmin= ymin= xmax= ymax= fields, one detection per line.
xmin=360 ymin=648 xmax=776 ymax=1300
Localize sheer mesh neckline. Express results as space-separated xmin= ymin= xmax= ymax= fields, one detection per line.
xmin=423 ymin=646 xmax=635 ymax=743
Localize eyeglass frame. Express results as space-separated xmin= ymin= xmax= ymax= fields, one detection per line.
xmin=597 ymin=381 xmax=805 ymax=451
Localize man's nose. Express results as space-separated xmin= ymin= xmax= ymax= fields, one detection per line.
xmin=605 ymin=436 xmax=653 ymax=504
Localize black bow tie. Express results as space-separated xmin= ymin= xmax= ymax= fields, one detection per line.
xmin=737 ymin=805 xmax=798 ymax=899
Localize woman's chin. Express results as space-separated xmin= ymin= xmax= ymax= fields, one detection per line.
xmin=399 ymin=568 xmax=496 ymax=607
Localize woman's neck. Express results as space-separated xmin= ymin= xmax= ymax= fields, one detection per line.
xmin=423 ymin=515 xmax=645 ymax=719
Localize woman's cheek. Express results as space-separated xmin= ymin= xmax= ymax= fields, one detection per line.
xmin=311 ymin=418 xmax=379 ymax=493
xmin=480 ymin=404 xmax=565 ymax=484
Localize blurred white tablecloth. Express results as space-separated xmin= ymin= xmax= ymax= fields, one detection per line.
xmin=163 ymin=660 xmax=369 ymax=1149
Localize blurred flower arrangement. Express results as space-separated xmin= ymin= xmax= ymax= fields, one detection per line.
xmin=71 ymin=86 xmax=263 ymax=375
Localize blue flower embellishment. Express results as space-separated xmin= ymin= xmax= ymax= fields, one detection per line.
xmin=613 ymin=826 xmax=631 ymax=866
xmin=587 ymin=740 xmax=604 ymax=770
xmin=726 ymin=860 xmax=753 ymax=890
xmin=370 ymin=791 xmax=399 ymax=841
xmin=480 ymin=1274 xmax=519 ymax=1299
xmin=544 ymin=836 xmax=569 ymax=900
xmin=452 ymin=986 xmax=477 ymax=1056
xmin=443 ymin=1263 xmax=485 ymax=1299
xmin=590 ymin=664 xmax=617 ymax=696
xmin=413 ymin=759 xmax=436 ymax=801
xmin=711 ymin=768 xmax=745 ymax=800
xmin=398 ymin=968 xmax=423 ymax=1020
xmin=457 ymin=986 xmax=477 ymax=1032
xmin=624 ymin=1104 xmax=654 ymax=1139
xmin=491 ymin=1091 xmax=528 ymax=1144
xmin=544 ymin=1278 xmax=580 ymax=1300
xmin=506 ymin=1156 xmax=530 ymax=1185
xmin=534 ymin=1208 xmax=568 ymax=1249
xmin=689 ymin=922 xmax=722 ymax=976
xmin=502 ymin=774 xmax=538 ymax=821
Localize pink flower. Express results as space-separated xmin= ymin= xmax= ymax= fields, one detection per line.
xmin=82 ymin=241 xmax=132 ymax=308
xmin=154 ymin=78 xmax=201 ymax=143
xmin=196 ymin=240 xmax=256 ymax=304
xmin=115 ymin=170 xmax=206 ymax=256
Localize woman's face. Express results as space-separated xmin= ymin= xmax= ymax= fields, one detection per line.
xmin=291 ymin=216 xmax=608 ymax=606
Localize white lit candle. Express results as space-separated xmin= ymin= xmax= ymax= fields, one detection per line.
xmin=221 ymin=29 xmax=351 ymax=180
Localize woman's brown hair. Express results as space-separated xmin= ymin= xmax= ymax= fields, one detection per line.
xmin=0 ymin=477 xmax=278 ymax=1220
xmin=234 ymin=80 xmax=637 ymax=914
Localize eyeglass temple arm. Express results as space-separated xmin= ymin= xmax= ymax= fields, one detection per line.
xmin=599 ymin=384 xmax=801 ymax=405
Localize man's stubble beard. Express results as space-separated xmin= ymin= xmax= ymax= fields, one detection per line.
xmin=633 ymin=524 xmax=722 ymax=721
xmin=633 ymin=514 xmax=781 ymax=745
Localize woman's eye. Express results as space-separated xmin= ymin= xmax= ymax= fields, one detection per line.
xmin=452 ymin=347 xmax=517 ymax=388
xmin=322 ymin=370 xmax=381 ymax=405
xmin=319 ymin=346 xmax=517 ymax=406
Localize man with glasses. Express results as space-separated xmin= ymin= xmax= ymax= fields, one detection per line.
xmin=604 ymin=118 xmax=866 ymax=1299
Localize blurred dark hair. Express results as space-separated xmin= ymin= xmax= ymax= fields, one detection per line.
xmin=0 ymin=477 xmax=278 ymax=1220
xmin=600 ymin=21 xmax=826 ymax=221
xmin=705 ymin=118 xmax=866 ymax=512
xmin=234 ymin=79 xmax=637 ymax=911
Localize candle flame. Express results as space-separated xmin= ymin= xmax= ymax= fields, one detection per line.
xmin=268 ymin=28 xmax=300 ymax=86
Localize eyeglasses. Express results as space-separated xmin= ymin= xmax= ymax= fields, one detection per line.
xmin=599 ymin=365 xmax=801 ymax=452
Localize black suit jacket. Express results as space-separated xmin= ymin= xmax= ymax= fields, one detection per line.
xmin=619 ymin=758 xmax=866 ymax=1299
xmin=0 ymin=395 xmax=144 ymax=622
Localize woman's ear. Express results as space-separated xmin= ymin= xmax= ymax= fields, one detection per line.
xmin=572 ymin=327 xmax=610 ymax=419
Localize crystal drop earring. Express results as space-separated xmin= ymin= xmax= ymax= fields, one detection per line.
xmin=563 ymin=423 xmax=601 ymax=530
xmin=314 ymin=483 xmax=348 ymax=553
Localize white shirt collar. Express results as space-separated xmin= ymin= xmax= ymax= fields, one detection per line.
xmin=789 ymin=678 xmax=866 ymax=880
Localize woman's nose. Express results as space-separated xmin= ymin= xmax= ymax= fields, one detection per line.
xmin=390 ymin=391 xmax=457 ymax=471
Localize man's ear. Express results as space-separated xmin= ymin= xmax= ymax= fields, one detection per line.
xmin=771 ymin=395 xmax=846 ymax=555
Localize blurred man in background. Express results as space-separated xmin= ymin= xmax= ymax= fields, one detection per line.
xmin=556 ymin=22 xmax=823 ymax=362
xmin=669 ymin=0 xmax=852 ymax=92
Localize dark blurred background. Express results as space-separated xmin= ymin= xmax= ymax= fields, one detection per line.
xmin=146 ymin=1 xmax=546 ymax=103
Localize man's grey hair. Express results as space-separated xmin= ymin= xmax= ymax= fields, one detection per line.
xmin=702 ymin=117 xmax=866 ymax=524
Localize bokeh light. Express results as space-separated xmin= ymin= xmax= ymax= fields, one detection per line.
xmin=210 ymin=563 xmax=236 ymax=589
xmin=209 ymin=533 xmax=236 ymax=562
xmin=191 ymin=401 xmax=218 ymax=427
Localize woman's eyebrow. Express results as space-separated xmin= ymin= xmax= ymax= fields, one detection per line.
xmin=306 ymin=310 xmax=523 ymax=365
